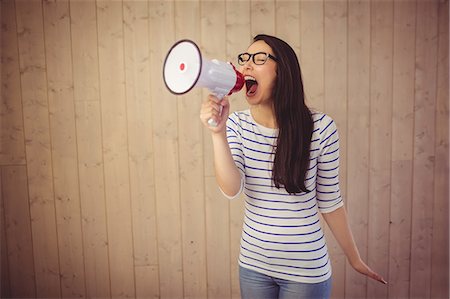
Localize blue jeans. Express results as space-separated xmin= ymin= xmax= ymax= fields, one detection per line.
xmin=239 ymin=266 xmax=332 ymax=299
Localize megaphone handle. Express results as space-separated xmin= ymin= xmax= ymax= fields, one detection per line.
xmin=207 ymin=93 xmax=224 ymax=127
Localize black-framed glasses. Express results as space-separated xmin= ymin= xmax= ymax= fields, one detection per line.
xmin=237 ymin=52 xmax=278 ymax=66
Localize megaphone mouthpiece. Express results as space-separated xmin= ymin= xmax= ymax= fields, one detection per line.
xmin=229 ymin=63 xmax=245 ymax=95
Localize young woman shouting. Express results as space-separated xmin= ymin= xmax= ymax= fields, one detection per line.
xmin=200 ymin=34 xmax=386 ymax=299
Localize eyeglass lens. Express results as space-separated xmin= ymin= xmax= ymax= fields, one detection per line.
xmin=238 ymin=53 xmax=269 ymax=65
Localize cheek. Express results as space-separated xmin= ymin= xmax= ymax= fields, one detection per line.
xmin=266 ymin=73 xmax=277 ymax=92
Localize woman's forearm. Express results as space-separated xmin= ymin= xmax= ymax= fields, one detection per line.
xmin=322 ymin=205 xmax=387 ymax=284
xmin=321 ymin=206 xmax=361 ymax=266
xmin=199 ymin=95 xmax=241 ymax=197
xmin=211 ymin=131 xmax=242 ymax=197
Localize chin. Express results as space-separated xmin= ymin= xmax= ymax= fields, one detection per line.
xmin=245 ymin=93 xmax=271 ymax=106
xmin=245 ymin=95 xmax=260 ymax=105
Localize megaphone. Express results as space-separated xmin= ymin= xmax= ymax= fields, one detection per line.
xmin=163 ymin=39 xmax=244 ymax=126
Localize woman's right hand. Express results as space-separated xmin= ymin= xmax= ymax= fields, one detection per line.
xmin=199 ymin=94 xmax=230 ymax=133
xmin=351 ymin=258 xmax=387 ymax=285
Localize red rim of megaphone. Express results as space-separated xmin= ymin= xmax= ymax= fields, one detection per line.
xmin=163 ymin=39 xmax=202 ymax=95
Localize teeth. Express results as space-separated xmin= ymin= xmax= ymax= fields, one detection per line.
xmin=245 ymin=75 xmax=257 ymax=81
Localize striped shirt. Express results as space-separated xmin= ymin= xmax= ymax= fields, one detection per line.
xmin=223 ymin=109 xmax=344 ymax=283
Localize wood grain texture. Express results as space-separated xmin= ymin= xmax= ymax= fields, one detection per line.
xmin=389 ymin=1 xmax=416 ymax=298
xmin=300 ymin=0 xmax=324 ymax=111
xmin=1 ymin=166 xmax=35 ymax=297
xmin=346 ymin=1 xmax=371 ymax=297
xmin=149 ymin=1 xmax=183 ymax=298
xmin=123 ymin=1 xmax=159 ymax=297
xmin=251 ymin=0 xmax=275 ymax=37
xmin=226 ymin=2 xmax=250 ymax=298
xmin=205 ymin=176 xmax=231 ymax=299
xmin=1 ymin=1 xmax=447 ymax=298
xmin=0 ymin=170 xmax=11 ymax=298
xmin=323 ymin=1 xmax=347 ymax=297
xmin=96 ymin=0 xmax=135 ymax=297
xmin=431 ymin=1 xmax=449 ymax=298
xmin=174 ymin=1 xmax=208 ymax=298
xmin=410 ymin=0 xmax=439 ymax=297
xmin=70 ymin=0 xmax=100 ymax=102
xmin=15 ymin=0 xmax=61 ymax=296
xmin=275 ymin=0 xmax=300 ymax=57
xmin=43 ymin=1 xmax=86 ymax=296
xmin=1 ymin=0 xmax=26 ymax=166
xmin=368 ymin=1 xmax=393 ymax=297
xmin=70 ymin=0 xmax=111 ymax=297
xmin=200 ymin=1 xmax=230 ymax=299
xmin=74 ymin=101 xmax=111 ymax=298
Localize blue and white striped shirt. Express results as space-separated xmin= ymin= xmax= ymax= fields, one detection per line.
xmin=224 ymin=109 xmax=343 ymax=283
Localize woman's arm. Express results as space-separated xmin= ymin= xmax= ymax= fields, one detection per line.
xmin=321 ymin=206 xmax=387 ymax=284
xmin=211 ymin=131 xmax=242 ymax=197
xmin=200 ymin=94 xmax=242 ymax=197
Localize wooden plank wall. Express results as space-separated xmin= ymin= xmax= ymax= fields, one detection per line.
xmin=1 ymin=0 xmax=448 ymax=298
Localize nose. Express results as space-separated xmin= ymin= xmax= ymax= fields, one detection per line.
xmin=242 ymin=59 xmax=253 ymax=70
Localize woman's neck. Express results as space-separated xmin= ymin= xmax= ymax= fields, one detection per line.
xmin=250 ymin=104 xmax=277 ymax=129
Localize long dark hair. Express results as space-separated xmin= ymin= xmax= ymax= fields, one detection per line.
xmin=253 ymin=34 xmax=313 ymax=194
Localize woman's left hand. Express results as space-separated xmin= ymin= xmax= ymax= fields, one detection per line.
xmin=351 ymin=258 xmax=387 ymax=285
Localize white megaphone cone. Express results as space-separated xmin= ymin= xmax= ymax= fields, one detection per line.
xmin=163 ymin=39 xmax=244 ymax=126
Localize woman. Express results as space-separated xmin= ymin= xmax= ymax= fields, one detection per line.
xmin=200 ymin=34 xmax=386 ymax=299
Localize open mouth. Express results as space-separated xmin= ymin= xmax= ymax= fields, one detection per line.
xmin=245 ymin=76 xmax=258 ymax=97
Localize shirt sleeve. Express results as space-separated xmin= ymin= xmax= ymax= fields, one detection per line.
xmin=316 ymin=115 xmax=344 ymax=213
xmin=219 ymin=112 xmax=245 ymax=200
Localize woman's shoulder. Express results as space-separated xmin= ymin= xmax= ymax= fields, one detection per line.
xmin=310 ymin=109 xmax=334 ymax=124
xmin=310 ymin=110 xmax=338 ymax=137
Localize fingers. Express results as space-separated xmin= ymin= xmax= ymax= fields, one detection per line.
xmin=369 ymin=270 xmax=388 ymax=285
xmin=204 ymin=94 xmax=222 ymax=111
xmin=200 ymin=94 xmax=230 ymax=131
xmin=353 ymin=260 xmax=387 ymax=285
xmin=200 ymin=100 xmax=221 ymax=125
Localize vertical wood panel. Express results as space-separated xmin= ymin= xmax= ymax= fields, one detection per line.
xmin=0 ymin=170 xmax=11 ymax=298
xmin=410 ymin=1 xmax=438 ymax=297
xmin=70 ymin=1 xmax=111 ymax=297
xmin=323 ymin=0 xmax=348 ymax=194
xmin=123 ymin=1 xmax=159 ymax=298
xmin=2 ymin=166 xmax=36 ymax=297
xmin=70 ymin=0 xmax=100 ymax=102
xmin=226 ymin=2 xmax=250 ymax=298
xmin=431 ymin=1 xmax=449 ymax=298
xmin=389 ymin=1 xmax=416 ymax=298
xmin=173 ymin=1 xmax=207 ymax=299
xmin=346 ymin=1 xmax=370 ymax=297
xmin=42 ymin=1 xmax=86 ymax=296
xmin=368 ymin=1 xmax=393 ymax=297
xmin=70 ymin=0 xmax=111 ymax=297
xmin=300 ymin=0 xmax=324 ymax=111
xmin=96 ymin=0 xmax=135 ymax=296
xmin=1 ymin=0 xmax=26 ymax=166
xmin=227 ymin=0 xmax=251 ymax=114
xmin=74 ymin=102 xmax=111 ymax=298
xmin=205 ymin=176 xmax=231 ymax=299
xmin=251 ymin=0 xmax=275 ymax=37
xmin=2 ymin=2 xmax=448 ymax=299
xmin=201 ymin=1 xmax=230 ymax=299
xmin=202 ymin=1 xmax=225 ymax=179
xmin=15 ymin=0 xmax=61 ymax=296
xmin=149 ymin=1 xmax=183 ymax=298
xmin=275 ymin=0 xmax=300 ymax=57
xmin=324 ymin=1 xmax=347 ymax=298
